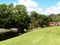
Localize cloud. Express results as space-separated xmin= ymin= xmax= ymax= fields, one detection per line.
xmin=13 ymin=0 xmax=60 ymax=15
xmin=13 ymin=2 xmax=17 ymax=7
xmin=44 ymin=2 xmax=60 ymax=15
xmin=16 ymin=0 xmax=43 ymax=13
xmin=57 ymin=2 xmax=60 ymax=5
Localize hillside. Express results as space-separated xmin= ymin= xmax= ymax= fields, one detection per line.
xmin=0 ymin=26 xmax=60 ymax=45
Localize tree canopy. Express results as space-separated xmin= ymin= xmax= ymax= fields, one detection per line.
xmin=0 ymin=3 xmax=60 ymax=33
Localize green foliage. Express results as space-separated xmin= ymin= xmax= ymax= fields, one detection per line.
xmin=48 ymin=14 xmax=60 ymax=21
xmin=29 ymin=11 xmax=49 ymax=29
xmin=0 ymin=3 xmax=60 ymax=33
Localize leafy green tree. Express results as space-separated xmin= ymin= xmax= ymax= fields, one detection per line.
xmin=13 ymin=5 xmax=30 ymax=33
xmin=48 ymin=14 xmax=60 ymax=21
xmin=0 ymin=4 xmax=8 ymax=28
xmin=29 ymin=11 xmax=39 ymax=29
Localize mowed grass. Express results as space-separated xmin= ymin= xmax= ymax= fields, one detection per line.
xmin=0 ymin=26 xmax=60 ymax=45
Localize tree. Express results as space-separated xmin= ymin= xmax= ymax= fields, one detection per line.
xmin=0 ymin=4 xmax=8 ymax=28
xmin=48 ymin=14 xmax=60 ymax=21
xmin=29 ymin=11 xmax=49 ymax=29
xmin=29 ymin=11 xmax=39 ymax=29
xmin=14 ymin=5 xmax=30 ymax=33
xmin=37 ymin=14 xmax=49 ymax=27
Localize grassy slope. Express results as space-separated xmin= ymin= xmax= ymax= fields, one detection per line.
xmin=0 ymin=26 xmax=60 ymax=45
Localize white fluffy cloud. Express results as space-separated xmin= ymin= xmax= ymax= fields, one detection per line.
xmin=44 ymin=2 xmax=60 ymax=15
xmin=13 ymin=2 xmax=17 ymax=7
xmin=14 ymin=0 xmax=42 ymax=13
xmin=57 ymin=2 xmax=60 ymax=5
xmin=14 ymin=0 xmax=60 ymax=15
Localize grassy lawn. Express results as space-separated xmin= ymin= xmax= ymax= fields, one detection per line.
xmin=0 ymin=26 xmax=60 ymax=45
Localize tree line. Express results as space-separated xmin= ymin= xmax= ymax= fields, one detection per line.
xmin=0 ymin=3 xmax=60 ymax=33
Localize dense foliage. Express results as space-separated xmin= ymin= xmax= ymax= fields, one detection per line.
xmin=0 ymin=3 xmax=60 ymax=33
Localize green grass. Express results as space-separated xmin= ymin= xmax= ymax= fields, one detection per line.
xmin=0 ymin=26 xmax=60 ymax=45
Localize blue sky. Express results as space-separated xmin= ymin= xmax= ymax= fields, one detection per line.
xmin=35 ymin=0 xmax=60 ymax=8
xmin=0 ymin=0 xmax=60 ymax=15
xmin=0 ymin=0 xmax=18 ymax=4
xmin=0 ymin=0 xmax=60 ymax=8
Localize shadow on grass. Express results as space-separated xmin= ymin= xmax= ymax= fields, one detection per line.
xmin=0 ymin=31 xmax=18 ymax=41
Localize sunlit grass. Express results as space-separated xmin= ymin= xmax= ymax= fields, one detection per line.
xmin=0 ymin=26 xmax=60 ymax=45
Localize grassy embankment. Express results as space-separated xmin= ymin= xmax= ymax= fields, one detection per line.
xmin=0 ymin=26 xmax=60 ymax=45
